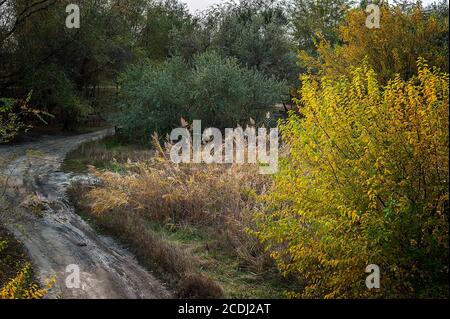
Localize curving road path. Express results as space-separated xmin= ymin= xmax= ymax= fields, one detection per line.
xmin=0 ymin=129 xmax=171 ymax=299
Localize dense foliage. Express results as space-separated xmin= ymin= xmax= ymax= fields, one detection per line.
xmin=3 ymin=0 xmax=446 ymax=134
xmin=299 ymin=3 xmax=449 ymax=82
xmin=1 ymin=0 xmax=449 ymax=300
xmin=289 ymin=0 xmax=352 ymax=53
xmin=116 ymin=51 xmax=286 ymax=140
xmin=1 ymin=0 xmax=297 ymax=133
xmin=203 ymin=0 xmax=297 ymax=83
xmin=0 ymin=93 xmax=50 ymax=142
xmin=254 ymin=60 xmax=449 ymax=298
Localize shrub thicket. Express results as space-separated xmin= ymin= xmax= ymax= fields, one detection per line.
xmin=115 ymin=51 xmax=286 ymax=142
xmin=299 ymin=5 xmax=449 ymax=83
xmin=253 ymin=60 xmax=449 ymax=298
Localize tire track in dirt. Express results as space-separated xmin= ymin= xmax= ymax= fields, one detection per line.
xmin=0 ymin=129 xmax=171 ymax=298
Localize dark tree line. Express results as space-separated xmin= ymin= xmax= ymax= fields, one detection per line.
xmin=0 ymin=0 xmax=448 ymax=133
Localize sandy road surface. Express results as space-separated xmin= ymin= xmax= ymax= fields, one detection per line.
xmin=0 ymin=129 xmax=171 ymax=299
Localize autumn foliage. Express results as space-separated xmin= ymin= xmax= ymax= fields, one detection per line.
xmin=0 ymin=263 xmax=55 ymax=299
xmin=0 ymin=236 xmax=55 ymax=300
xmin=253 ymin=60 xmax=449 ymax=298
xmin=299 ymin=6 xmax=449 ymax=83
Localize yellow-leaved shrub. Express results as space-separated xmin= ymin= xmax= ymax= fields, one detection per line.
xmin=0 ymin=263 xmax=55 ymax=299
xmin=253 ymin=60 xmax=449 ymax=298
xmin=299 ymin=6 xmax=449 ymax=83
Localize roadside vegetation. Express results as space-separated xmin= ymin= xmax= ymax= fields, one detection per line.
xmin=2 ymin=0 xmax=449 ymax=299
xmin=65 ymin=136 xmax=298 ymax=298
xmin=256 ymin=61 xmax=449 ymax=298
xmin=0 ymin=93 xmax=54 ymax=299
xmin=0 ymin=225 xmax=54 ymax=299
xmin=1 ymin=169 xmax=53 ymax=299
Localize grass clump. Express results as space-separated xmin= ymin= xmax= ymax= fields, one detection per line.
xmin=67 ymin=135 xmax=297 ymax=298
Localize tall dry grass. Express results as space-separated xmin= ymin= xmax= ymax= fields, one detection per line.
xmin=69 ymin=135 xmax=280 ymax=297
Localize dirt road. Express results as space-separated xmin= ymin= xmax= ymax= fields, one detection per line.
xmin=0 ymin=129 xmax=171 ymax=299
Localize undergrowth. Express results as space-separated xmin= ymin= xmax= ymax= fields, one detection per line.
xmin=66 ymin=135 xmax=298 ymax=298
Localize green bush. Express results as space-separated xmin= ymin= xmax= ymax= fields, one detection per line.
xmin=116 ymin=51 xmax=286 ymax=142
xmin=189 ymin=51 xmax=285 ymax=128
xmin=0 ymin=93 xmax=50 ymax=142
xmin=115 ymin=57 xmax=189 ymax=141
xmin=0 ymin=98 xmax=27 ymax=143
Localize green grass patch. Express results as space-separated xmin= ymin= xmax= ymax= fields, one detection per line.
xmin=62 ymin=136 xmax=150 ymax=174
xmin=152 ymin=222 xmax=291 ymax=298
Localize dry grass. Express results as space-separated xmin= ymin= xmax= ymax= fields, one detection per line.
xmin=89 ymin=136 xmax=272 ymax=265
xmin=67 ymin=135 xmax=295 ymax=298
xmin=69 ymin=193 xmax=223 ymax=298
